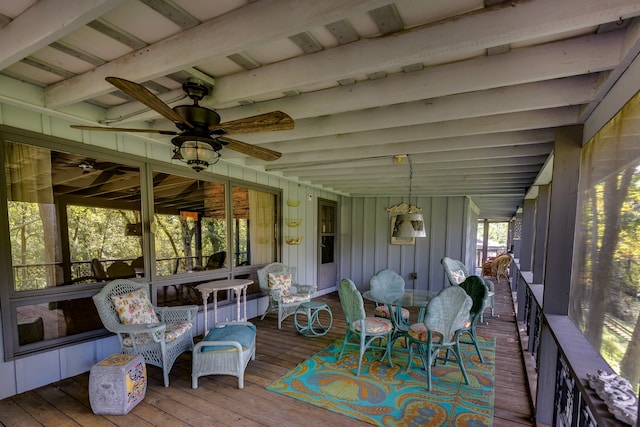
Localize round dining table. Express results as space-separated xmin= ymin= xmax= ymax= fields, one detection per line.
xmin=362 ymin=289 xmax=436 ymax=360
xmin=362 ymin=289 xmax=434 ymax=316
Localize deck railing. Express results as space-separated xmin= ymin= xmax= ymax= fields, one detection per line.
xmin=513 ymin=260 xmax=637 ymax=426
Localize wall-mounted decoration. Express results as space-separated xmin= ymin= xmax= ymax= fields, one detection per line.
xmin=390 ymin=216 xmax=415 ymax=245
xmin=286 ymin=218 xmax=302 ymax=227
xmin=286 ymin=199 xmax=301 ymax=207
xmin=285 ymin=236 xmax=302 ymax=245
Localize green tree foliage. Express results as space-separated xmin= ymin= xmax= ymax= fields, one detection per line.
xmin=577 ymin=165 xmax=640 ymax=389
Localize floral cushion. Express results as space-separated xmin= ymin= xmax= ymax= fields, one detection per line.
xmin=111 ymin=289 xmax=159 ymax=324
xmin=374 ymin=305 xmax=410 ymax=320
xmin=408 ymin=323 xmax=430 ymax=341
xmin=408 ymin=321 xmax=471 ymax=343
xmin=268 ymin=273 xmax=292 ymax=296
xmin=281 ymin=293 xmax=310 ymax=304
xmin=122 ymin=321 xmax=192 ymax=347
xmin=353 ymin=317 xmax=392 ymax=334
xmin=451 ymin=269 xmax=466 ymax=284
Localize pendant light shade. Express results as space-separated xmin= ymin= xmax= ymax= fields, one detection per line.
xmin=393 ymin=213 xmax=427 ymax=238
xmin=392 ymin=155 xmax=427 ymax=238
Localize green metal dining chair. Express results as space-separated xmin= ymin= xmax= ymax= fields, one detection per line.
xmin=406 ymin=285 xmax=472 ymax=390
xmin=338 ymin=278 xmax=393 ymax=376
xmin=458 ymin=275 xmax=488 ymax=363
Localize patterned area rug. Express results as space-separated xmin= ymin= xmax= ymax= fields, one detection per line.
xmin=267 ymin=337 xmax=495 ymax=427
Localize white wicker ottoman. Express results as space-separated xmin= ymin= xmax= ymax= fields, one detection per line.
xmin=192 ymin=321 xmax=256 ymax=389
xmin=89 ymin=354 xmax=147 ymax=415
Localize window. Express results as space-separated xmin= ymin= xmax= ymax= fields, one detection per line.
xmin=2 ymin=138 xmax=142 ymax=354
xmin=1 ymin=131 xmax=281 ymax=359
xmin=232 ymin=186 xmax=277 ymax=267
xmin=153 ymin=176 xmax=227 ymax=276
xmin=571 ymin=90 xmax=640 ymax=390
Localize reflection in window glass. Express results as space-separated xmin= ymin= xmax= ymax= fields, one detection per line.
xmin=17 ymin=297 xmax=104 ymax=344
xmin=67 ymin=205 xmax=142 ymax=281
xmin=5 ymin=142 xmax=142 ymax=290
xmin=153 ymin=174 xmax=227 ymax=277
xmin=571 ymin=90 xmax=640 ymax=390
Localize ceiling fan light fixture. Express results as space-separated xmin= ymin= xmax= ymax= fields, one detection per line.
xmin=179 ymin=140 xmax=220 ymax=172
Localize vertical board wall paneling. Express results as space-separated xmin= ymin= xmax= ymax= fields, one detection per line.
xmin=338 ymin=195 xmax=353 ymax=283
xmin=465 ymin=198 xmax=480 ymax=272
xmin=427 ymin=197 xmax=448 ymax=293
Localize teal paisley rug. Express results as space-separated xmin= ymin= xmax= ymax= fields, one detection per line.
xmin=267 ymin=337 xmax=495 ymax=427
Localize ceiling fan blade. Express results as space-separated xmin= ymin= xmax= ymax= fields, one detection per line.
xmin=210 ymin=111 xmax=294 ymax=134
xmin=71 ymin=125 xmax=178 ymax=135
xmin=105 ymin=77 xmax=193 ymax=128
xmin=219 ymin=136 xmax=282 ymax=161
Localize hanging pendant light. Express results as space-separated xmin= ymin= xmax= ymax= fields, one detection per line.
xmin=392 ymin=155 xmax=427 ymax=238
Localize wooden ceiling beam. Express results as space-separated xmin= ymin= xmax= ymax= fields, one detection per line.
xmin=0 ymin=0 xmax=125 ymax=70
xmin=44 ymin=0 xmax=393 ymax=107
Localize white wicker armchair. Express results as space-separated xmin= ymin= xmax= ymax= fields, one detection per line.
xmin=257 ymin=262 xmax=316 ymax=329
xmin=92 ymin=279 xmax=198 ymax=387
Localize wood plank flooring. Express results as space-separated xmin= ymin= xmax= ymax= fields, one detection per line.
xmin=0 ymin=277 xmax=534 ymax=426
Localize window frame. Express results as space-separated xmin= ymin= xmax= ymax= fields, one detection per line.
xmin=0 ymin=126 xmax=282 ymax=360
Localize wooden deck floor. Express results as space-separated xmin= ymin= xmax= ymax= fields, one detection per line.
xmin=0 ymin=278 xmax=534 ymax=426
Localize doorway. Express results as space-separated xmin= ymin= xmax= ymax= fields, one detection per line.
xmin=317 ymin=198 xmax=337 ymax=291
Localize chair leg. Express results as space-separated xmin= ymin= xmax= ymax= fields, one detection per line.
xmin=450 ymin=344 xmax=470 ymax=385
xmin=338 ymin=332 xmax=350 ymax=361
xmin=469 ymin=331 xmax=484 ymax=363
xmin=425 ymin=346 xmax=435 ymax=391
xmin=383 ymin=334 xmax=393 ymax=368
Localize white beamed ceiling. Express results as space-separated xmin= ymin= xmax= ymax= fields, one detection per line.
xmin=2 ymin=0 xmax=640 ymax=219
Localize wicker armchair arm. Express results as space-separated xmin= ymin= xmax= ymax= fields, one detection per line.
xmin=156 ymin=305 xmax=198 ymax=322
xmin=293 ymin=284 xmax=316 ymax=295
xmin=112 ymin=323 xmax=167 ymax=343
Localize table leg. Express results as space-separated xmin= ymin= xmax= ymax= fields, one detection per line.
xmin=202 ymin=291 xmax=210 ymax=335
xmin=232 ymin=288 xmax=240 ymax=321
xmin=242 ymin=286 xmax=247 ymax=321
xmin=213 ymin=291 xmax=218 ymax=325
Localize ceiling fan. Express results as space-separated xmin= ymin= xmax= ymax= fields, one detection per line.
xmin=71 ymin=77 xmax=293 ymax=171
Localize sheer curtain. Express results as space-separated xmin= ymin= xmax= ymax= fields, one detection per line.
xmin=570 ymin=90 xmax=640 ymax=389
xmin=248 ymin=189 xmax=275 ymax=264
xmin=5 ymin=141 xmax=57 ymax=289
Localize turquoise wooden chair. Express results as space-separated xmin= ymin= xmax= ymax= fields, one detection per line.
xmin=406 ymin=285 xmax=472 ymax=390
xmin=338 ymin=278 xmax=393 ymax=376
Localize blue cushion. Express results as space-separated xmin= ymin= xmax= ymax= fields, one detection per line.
xmin=201 ymin=323 xmax=256 ymax=353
